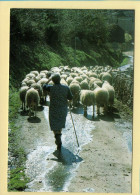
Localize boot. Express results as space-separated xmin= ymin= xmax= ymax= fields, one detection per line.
xmin=55 ymin=134 xmax=62 ymax=150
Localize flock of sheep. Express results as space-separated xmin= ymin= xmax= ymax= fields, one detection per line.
xmin=19 ymin=65 xmax=119 ymax=118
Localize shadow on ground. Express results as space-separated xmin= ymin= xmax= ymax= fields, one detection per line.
xmin=27 ymin=117 xmax=41 ymax=123
xmin=50 ymin=147 xmax=83 ymax=165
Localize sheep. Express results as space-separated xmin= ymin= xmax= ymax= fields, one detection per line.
xmin=99 ymin=72 xmax=105 ymax=80
xmin=93 ymin=84 xmax=109 ymax=115
xmin=89 ymin=79 xmax=102 ymax=90
xmin=42 ymin=85 xmax=50 ymax=104
xmin=88 ymin=72 xmax=98 ymax=78
xmin=30 ymin=71 xmax=39 ymax=77
xmin=80 ymin=90 xmax=95 ymax=117
xmin=61 ymin=74 xmax=68 ymax=80
xmin=31 ymin=83 xmax=43 ymax=102
xmin=63 ymin=66 xmax=71 ymax=72
xmin=80 ymin=79 xmax=89 ymax=90
xmin=22 ymin=78 xmax=29 ymax=85
xmin=81 ymin=66 xmax=88 ymax=71
xmin=46 ymin=71 xmax=53 ymax=79
xmin=34 ymin=75 xmax=42 ymax=83
xmin=102 ymin=81 xmax=115 ymax=110
xmin=19 ymin=86 xmax=29 ymax=111
xmin=81 ymin=74 xmax=88 ymax=80
xmin=26 ymin=73 xmax=36 ymax=80
xmin=25 ymin=88 xmax=40 ymax=117
xmin=38 ymin=78 xmax=48 ymax=88
xmin=51 ymin=67 xmax=61 ymax=73
xmin=101 ymin=72 xmax=112 ymax=85
xmin=70 ymin=73 xmax=78 ymax=78
xmin=69 ymin=82 xmax=81 ymax=107
xmin=26 ymin=79 xmax=36 ymax=87
xmin=40 ymin=70 xmax=48 ymax=75
xmin=37 ymin=78 xmax=50 ymax=103
xmin=66 ymin=76 xmax=73 ymax=86
xmin=89 ymin=78 xmax=101 ymax=89
xmin=61 ymin=78 xmax=68 ymax=86
xmin=21 ymin=82 xmax=27 ymax=87
xmin=39 ymin=72 xmax=46 ymax=78
xmin=71 ymin=67 xmax=81 ymax=73
xmin=73 ymin=76 xmax=83 ymax=83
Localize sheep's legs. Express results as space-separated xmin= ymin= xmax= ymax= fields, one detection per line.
xmin=29 ymin=108 xmax=31 ymax=117
xmin=21 ymin=102 xmax=23 ymax=110
xmin=104 ymin=104 xmax=108 ymax=115
xmin=23 ymin=101 xmax=26 ymax=111
xmin=84 ymin=106 xmax=87 ymax=117
xmin=34 ymin=105 xmax=37 ymax=117
xmin=97 ymin=105 xmax=100 ymax=115
xmin=92 ymin=105 xmax=95 ymax=118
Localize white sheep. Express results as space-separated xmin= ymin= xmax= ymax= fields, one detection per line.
xmin=88 ymin=72 xmax=98 ymax=78
xmin=34 ymin=75 xmax=42 ymax=83
xmin=89 ymin=78 xmax=102 ymax=90
xmin=22 ymin=78 xmax=29 ymax=85
xmin=66 ymin=76 xmax=73 ymax=86
xmin=38 ymin=78 xmax=48 ymax=87
xmin=26 ymin=73 xmax=36 ymax=79
xmin=69 ymin=82 xmax=81 ymax=107
xmin=25 ymin=88 xmax=40 ymax=117
xmin=31 ymin=83 xmax=43 ymax=102
xmin=80 ymin=79 xmax=89 ymax=90
xmin=102 ymin=81 xmax=115 ymax=109
xmin=60 ymin=78 xmax=68 ymax=86
xmin=26 ymin=79 xmax=36 ymax=87
xmin=101 ymin=72 xmax=112 ymax=85
xmin=93 ymin=84 xmax=109 ymax=115
xmin=51 ymin=67 xmax=61 ymax=73
xmin=21 ymin=82 xmax=27 ymax=87
xmin=81 ymin=74 xmax=88 ymax=80
xmin=80 ymin=90 xmax=95 ymax=117
xmin=40 ymin=70 xmax=48 ymax=75
xmin=70 ymin=73 xmax=78 ymax=78
xmin=73 ymin=76 xmax=83 ymax=83
xmin=30 ymin=71 xmax=39 ymax=77
xmin=19 ymin=86 xmax=29 ymax=111
xmin=61 ymin=74 xmax=68 ymax=80
xmin=39 ymin=72 xmax=46 ymax=78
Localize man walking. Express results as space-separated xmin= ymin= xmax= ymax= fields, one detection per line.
xmin=43 ymin=73 xmax=73 ymax=150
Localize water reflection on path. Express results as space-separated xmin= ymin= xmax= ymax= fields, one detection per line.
xmin=25 ymin=105 xmax=95 ymax=192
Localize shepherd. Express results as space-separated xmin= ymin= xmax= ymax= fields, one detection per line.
xmin=43 ymin=73 xmax=73 ymax=150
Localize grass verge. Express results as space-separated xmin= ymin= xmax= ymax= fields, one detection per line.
xmin=8 ymin=87 xmax=29 ymax=191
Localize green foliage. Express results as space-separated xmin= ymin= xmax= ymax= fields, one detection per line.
xmin=62 ymin=46 xmax=98 ymax=67
xmin=125 ymin=33 xmax=132 ymax=43
xmin=8 ymin=167 xmax=29 ymax=191
xmin=8 ymin=86 xmax=29 ymax=191
xmin=9 ymin=88 xmax=20 ymax=122
xmin=120 ymin=57 xmax=129 ymax=66
xmin=47 ymin=51 xmax=63 ymax=69
xmin=109 ymin=24 xmax=125 ymax=43
xmin=10 ymin=9 xmax=133 ymax=88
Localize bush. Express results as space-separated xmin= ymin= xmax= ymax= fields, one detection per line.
xmin=125 ymin=33 xmax=132 ymax=43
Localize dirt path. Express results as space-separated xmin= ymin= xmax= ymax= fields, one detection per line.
xmin=16 ymin=102 xmax=132 ymax=193
xmin=68 ymin=119 xmax=132 ymax=193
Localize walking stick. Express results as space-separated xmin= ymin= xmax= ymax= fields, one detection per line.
xmin=69 ymin=108 xmax=80 ymax=148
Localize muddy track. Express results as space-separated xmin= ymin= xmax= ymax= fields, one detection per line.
xmin=16 ymin=101 xmax=132 ymax=193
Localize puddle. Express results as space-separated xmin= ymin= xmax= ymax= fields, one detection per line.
xmin=25 ymin=104 xmax=95 ymax=192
